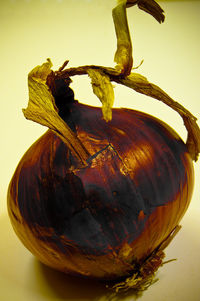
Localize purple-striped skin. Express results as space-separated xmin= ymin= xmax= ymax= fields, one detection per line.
xmin=7 ymin=101 xmax=194 ymax=280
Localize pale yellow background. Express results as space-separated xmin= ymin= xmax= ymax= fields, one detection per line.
xmin=0 ymin=0 xmax=200 ymax=300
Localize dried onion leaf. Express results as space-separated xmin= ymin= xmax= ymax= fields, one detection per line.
xmin=115 ymin=72 xmax=200 ymax=161
xmin=87 ymin=69 xmax=115 ymax=122
xmin=126 ymin=0 xmax=165 ymax=23
xmin=23 ymin=59 xmax=90 ymax=167
xmin=112 ymin=0 xmax=133 ymax=75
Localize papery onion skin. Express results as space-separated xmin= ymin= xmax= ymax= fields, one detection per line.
xmin=7 ymin=101 xmax=194 ymax=280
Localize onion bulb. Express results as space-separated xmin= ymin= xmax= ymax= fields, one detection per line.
xmin=7 ymin=90 xmax=194 ymax=283
xmin=7 ymin=0 xmax=200 ymax=294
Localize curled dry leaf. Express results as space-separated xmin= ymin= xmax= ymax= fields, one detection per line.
xmin=112 ymin=0 xmax=164 ymax=77
xmin=22 ymin=0 xmax=199 ymax=163
xmin=126 ymin=0 xmax=165 ymax=23
xmin=112 ymin=0 xmax=133 ymax=76
xmin=55 ymin=61 xmax=200 ymax=161
xmin=115 ymin=72 xmax=200 ymax=161
xmin=87 ymin=69 xmax=115 ymax=122
xmin=23 ymin=59 xmax=90 ymax=167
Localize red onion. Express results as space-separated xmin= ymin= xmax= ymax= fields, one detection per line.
xmin=7 ymin=0 xmax=200 ymax=293
xmin=7 ymin=94 xmax=194 ymax=281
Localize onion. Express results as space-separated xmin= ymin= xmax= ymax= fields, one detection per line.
xmin=7 ymin=0 xmax=200 ymax=294
xmin=7 ymin=93 xmax=194 ymax=282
